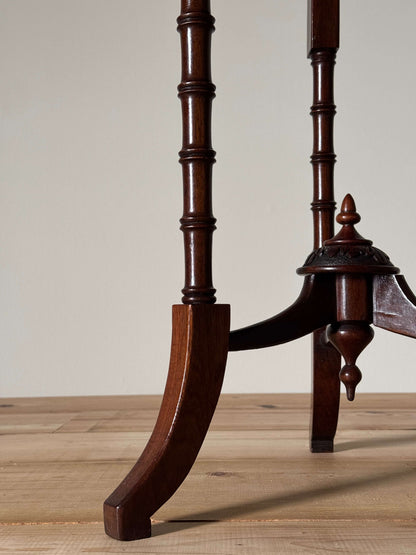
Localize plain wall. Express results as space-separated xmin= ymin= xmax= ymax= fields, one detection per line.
xmin=1 ymin=0 xmax=416 ymax=397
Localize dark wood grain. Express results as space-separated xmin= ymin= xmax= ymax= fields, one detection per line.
xmin=103 ymin=304 xmax=230 ymax=540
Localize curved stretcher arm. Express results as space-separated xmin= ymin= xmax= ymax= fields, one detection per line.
xmin=229 ymin=274 xmax=336 ymax=351
xmin=373 ymin=274 xmax=416 ymax=338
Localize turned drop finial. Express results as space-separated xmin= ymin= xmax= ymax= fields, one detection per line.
xmin=329 ymin=193 xmax=367 ymax=244
xmin=326 ymin=322 xmax=374 ymax=402
xmin=339 ymin=364 xmax=362 ymax=402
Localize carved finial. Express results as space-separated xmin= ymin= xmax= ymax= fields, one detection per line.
xmin=298 ymin=193 xmax=399 ymax=275
xmin=324 ymin=193 xmax=369 ymax=246
xmin=336 ymin=194 xmax=361 ymax=226
xmin=339 ymin=365 xmax=362 ymax=402
xmin=326 ymin=322 xmax=374 ymax=402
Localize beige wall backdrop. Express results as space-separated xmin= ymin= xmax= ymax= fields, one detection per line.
xmin=1 ymin=0 xmax=416 ymax=397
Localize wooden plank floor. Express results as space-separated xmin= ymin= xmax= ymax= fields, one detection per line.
xmin=1 ymin=393 xmax=416 ymax=553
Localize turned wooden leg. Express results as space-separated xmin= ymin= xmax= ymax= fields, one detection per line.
xmin=103 ymin=304 xmax=230 ymax=540
xmin=306 ymin=1 xmax=340 ymax=453
xmin=104 ymin=2 xmax=231 ymax=540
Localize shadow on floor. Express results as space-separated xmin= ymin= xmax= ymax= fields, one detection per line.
xmin=335 ymin=431 xmax=416 ymax=452
xmin=151 ymin=438 xmax=416 ymax=537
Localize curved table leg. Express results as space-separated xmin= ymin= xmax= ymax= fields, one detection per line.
xmin=373 ymin=274 xmax=416 ymax=338
xmin=104 ymin=304 xmax=230 ymax=541
xmin=229 ymin=274 xmax=336 ymax=351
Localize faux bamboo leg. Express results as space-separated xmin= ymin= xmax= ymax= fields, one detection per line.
xmin=308 ymin=0 xmax=341 ymax=453
xmin=104 ymin=1 xmax=230 ymax=540
xmin=178 ymin=0 xmax=217 ymax=305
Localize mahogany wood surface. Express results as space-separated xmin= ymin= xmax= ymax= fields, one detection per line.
xmin=327 ymin=273 xmax=373 ymax=401
xmin=308 ymin=0 xmax=341 ymax=453
xmin=229 ymin=275 xmax=336 ymax=351
xmin=308 ymin=0 xmax=339 ymax=55
xmin=104 ymin=304 xmax=230 ymax=540
xmin=327 ymin=322 xmax=374 ymax=402
xmin=299 ymin=193 xmax=411 ymax=404
xmin=310 ymin=328 xmax=340 ymax=453
xmin=178 ymin=0 xmax=217 ymax=304
xmin=104 ymin=0 xmax=231 ymax=541
xmin=373 ymin=274 xmax=416 ymax=338
xmin=103 ymin=0 xmax=416 ymax=541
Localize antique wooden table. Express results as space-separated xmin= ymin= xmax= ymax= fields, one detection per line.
xmin=103 ymin=0 xmax=416 ymax=541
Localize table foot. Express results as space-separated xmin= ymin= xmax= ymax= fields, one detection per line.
xmin=311 ymin=439 xmax=334 ymax=453
xmin=103 ymin=304 xmax=230 ymax=541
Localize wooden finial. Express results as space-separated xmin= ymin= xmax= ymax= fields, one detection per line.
xmin=340 ymin=365 xmax=362 ymax=402
xmin=299 ymin=192 xmax=399 ymax=275
xmin=325 ymin=193 xmax=370 ymax=246
xmin=336 ymin=194 xmax=361 ymax=226
xmin=327 ymin=322 xmax=374 ymax=402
